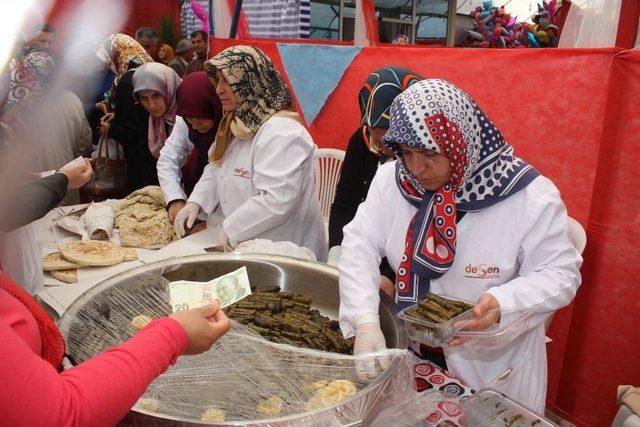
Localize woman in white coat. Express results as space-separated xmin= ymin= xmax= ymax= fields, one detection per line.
xmin=156 ymin=71 xmax=223 ymax=223
xmin=174 ymin=46 xmax=327 ymax=261
xmin=339 ymin=79 xmax=582 ymax=411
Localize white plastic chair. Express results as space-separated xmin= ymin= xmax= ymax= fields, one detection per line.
xmin=313 ymin=148 xmax=345 ymax=222
xmin=567 ymin=216 xmax=587 ymax=255
xmin=546 ymin=216 xmax=587 ymax=335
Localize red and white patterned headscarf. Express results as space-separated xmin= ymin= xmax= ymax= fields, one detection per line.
xmin=382 ymin=79 xmax=539 ymax=309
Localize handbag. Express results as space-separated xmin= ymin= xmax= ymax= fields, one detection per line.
xmin=82 ymin=135 xmax=127 ymax=199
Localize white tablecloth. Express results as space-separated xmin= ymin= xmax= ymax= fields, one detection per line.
xmin=34 ymin=204 xmax=224 ymax=315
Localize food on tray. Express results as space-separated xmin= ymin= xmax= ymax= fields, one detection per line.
xmin=59 ymin=241 xmax=126 ymax=267
xmin=49 ymin=269 xmax=78 ymax=284
xmin=124 ymin=248 xmax=138 ymax=261
xmin=114 ymin=186 xmax=177 ymax=248
xmin=131 ymin=314 xmax=153 ymax=330
xmin=200 ymin=407 xmax=226 ymax=422
xmin=226 ymin=286 xmax=354 ymax=354
xmin=463 ymin=390 xmax=552 ymax=427
xmin=42 ymin=251 xmax=80 ymax=271
xmin=404 ymin=292 xmax=473 ymax=323
xmin=305 ymin=379 xmax=356 ymax=410
xmin=257 ymin=395 xmax=284 ymax=417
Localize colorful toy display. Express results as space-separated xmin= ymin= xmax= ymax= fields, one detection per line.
xmin=466 ymin=0 xmax=562 ymax=48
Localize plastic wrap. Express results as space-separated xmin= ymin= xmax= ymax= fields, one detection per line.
xmin=368 ymin=390 xmax=463 ymax=427
xmin=58 ymin=260 xmax=414 ymax=426
xmin=462 ymin=389 xmax=557 ymax=427
xmin=234 ymin=239 xmax=317 ymax=262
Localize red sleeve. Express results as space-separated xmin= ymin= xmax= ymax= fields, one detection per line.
xmin=0 ymin=317 xmax=188 ymax=427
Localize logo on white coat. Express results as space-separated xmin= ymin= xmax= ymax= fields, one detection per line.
xmin=464 ymin=263 xmax=500 ymax=279
xmin=233 ymin=167 xmax=250 ymax=179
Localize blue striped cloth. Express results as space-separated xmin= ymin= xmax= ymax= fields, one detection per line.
xmin=243 ymin=0 xmax=311 ymax=39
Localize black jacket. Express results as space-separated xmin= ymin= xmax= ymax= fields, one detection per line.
xmin=0 ymin=173 xmax=68 ymax=232
xmin=107 ymin=70 xmax=158 ymax=192
xmin=329 ymin=128 xmax=395 ymax=281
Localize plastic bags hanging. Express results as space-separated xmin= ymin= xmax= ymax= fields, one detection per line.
xmin=559 ymin=0 xmax=623 ymax=47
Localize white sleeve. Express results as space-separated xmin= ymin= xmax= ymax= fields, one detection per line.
xmin=337 ymin=171 xmax=390 ymax=338
xmin=487 ymin=180 xmax=582 ymax=322
xmin=157 ymin=117 xmax=192 ymax=204
xmin=223 ymin=121 xmax=313 ymax=244
xmin=187 ymin=161 xmax=219 ymax=216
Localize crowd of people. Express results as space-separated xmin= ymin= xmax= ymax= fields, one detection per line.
xmin=0 ymin=21 xmax=582 ymax=425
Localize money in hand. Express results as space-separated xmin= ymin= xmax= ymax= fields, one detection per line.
xmin=169 ymin=267 xmax=251 ymax=312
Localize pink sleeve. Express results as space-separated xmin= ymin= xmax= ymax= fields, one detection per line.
xmin=0 ymin=317 xmax=188 ymax=427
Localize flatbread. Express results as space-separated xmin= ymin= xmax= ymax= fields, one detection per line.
xmin=124 ymin=248 xmax=138 ymax=261
xmin=49 ymin=269 xmax=78 ymax=284
xmin=59 ymin=241 xmax=126 ymax=267
xmin=42 ymin=251 xmax=80 ymax=271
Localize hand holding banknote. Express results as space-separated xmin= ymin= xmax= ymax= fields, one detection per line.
xmin=169 ymin=267 xmax=252 ymax=312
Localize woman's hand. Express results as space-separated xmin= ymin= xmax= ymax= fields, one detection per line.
xmin=96 ymin=101 xmax=109 ymax=115
xmin=448 ymin=293 xmax=500 ymax=347
xmin=380 ymin=276 xmax=395 ymax=298
xmin=173 ymin=202 xmax=201 ymax=237
xmin=59 ymin=158 xmax=93 ymax=189
xmin=170 ymin=300 xmax=231 ymax=355
xmin=167 ymin=200 xmax=186 ymax=223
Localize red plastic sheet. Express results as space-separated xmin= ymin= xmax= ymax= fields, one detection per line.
xmin=550 ymin=49 xmax=640 ymax=427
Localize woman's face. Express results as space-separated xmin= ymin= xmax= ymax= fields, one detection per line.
xmin=138 ymin=90 xmax=167 ymax=117
xmin=400 ymin=145 xmax=451 ymax=191
xmin=214 ymin=70 xmax=238 ymax=112
xmin=186 ymin=117 xmax=216 ymax=134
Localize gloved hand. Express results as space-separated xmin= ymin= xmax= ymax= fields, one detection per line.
xmin=353 ymin=313 xmax=389 ymax=378
xmin=174 ymin=202 xmax=201 ymax=238
xmin=218 ymin=227 xmax=236 ymax=252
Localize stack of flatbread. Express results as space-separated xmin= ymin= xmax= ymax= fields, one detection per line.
xmin=43 ymin=241 xmax=137 ymax=284
xmin=114 ymin=186 xmax=177 ymax=248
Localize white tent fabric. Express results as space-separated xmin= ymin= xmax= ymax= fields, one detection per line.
xmin=559 ymin=0 xmax=623 ymax=47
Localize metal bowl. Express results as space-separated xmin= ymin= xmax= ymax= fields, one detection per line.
xmin=57 ymin=254 xmax=407 ymax=426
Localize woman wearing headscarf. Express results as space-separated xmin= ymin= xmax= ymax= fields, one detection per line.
xmin=1 ymin=51 xmax=91 ymax=205
xmin=329 ymin=67 xmax=422 ymax=294
xmin=132 ymin=62 xmax=182 ymax=159
xmin=338 ymin=79 xmax=582 ymax=411
xmin=173 ymin=46 xmax=326 ymax=261
xmin=158 ymin=43 xmax=176 ymax=65
xmin=156 ymin=71 xmax=223 ymax=223
xmin=96 ymin=34 xmax=156 ymax=192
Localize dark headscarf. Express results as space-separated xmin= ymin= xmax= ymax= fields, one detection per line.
xmin=359 ymin=66 xmax=423 ymax=129
xmin=176 ymin=72 xmax=223 ymax=194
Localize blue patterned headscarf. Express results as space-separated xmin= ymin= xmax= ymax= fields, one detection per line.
xmin=382 ymin=79 xmax=540 ymax=309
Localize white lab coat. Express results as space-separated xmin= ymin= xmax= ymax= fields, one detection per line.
xmin=339 ymin=162 xmax=582 ymax=412
xmin=187 ymin=116 xmax=327 ymax=261
xmin=157 ymin=116 xmax=195 ymax=204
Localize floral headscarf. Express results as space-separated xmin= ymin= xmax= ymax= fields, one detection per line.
xmin=97 ymin=33 xmax=152 ymax=107
xmin=383 ymin=79 xmax=540 ymax=309
xmin=132 ymin=62 xmax=182 ymax=158
xmin=204 ymin=45 xmax=296 ymax=164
